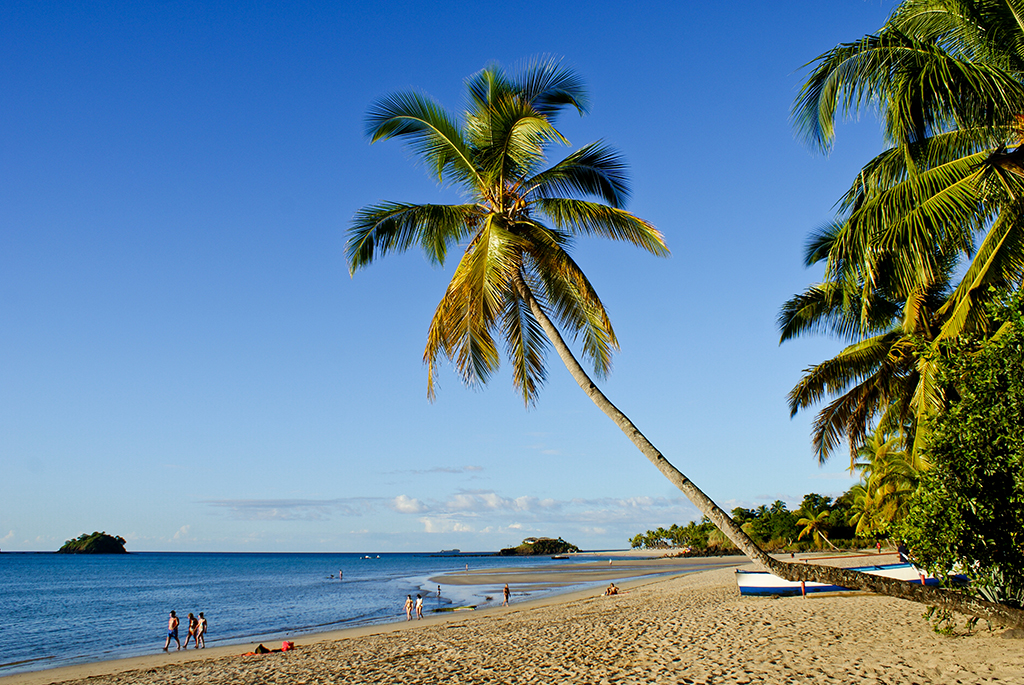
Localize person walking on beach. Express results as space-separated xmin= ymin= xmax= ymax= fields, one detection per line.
xmin=196 ymin=612 xmax=207 ymax=648
xmin=163 ymin=611 xmax=180 ymax=651
xmin=502 ymin=583 xmax=510 ymax=606
xmin=183 ymin=613 xmax=198 ymax=648
xmin=404 ymin=595 xmax=414 ymax=621
xmin=415 ymin=594 xmax=424 ymax=619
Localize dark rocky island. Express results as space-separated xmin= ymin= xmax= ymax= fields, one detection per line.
xmin=58 ymin=531 xmax=128 ymax=554
xmin=498 ymin=536 xmax=579 ymax=556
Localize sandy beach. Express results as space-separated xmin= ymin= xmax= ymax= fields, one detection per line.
xmin=5 ymin=554 xmax=1023 ymax=685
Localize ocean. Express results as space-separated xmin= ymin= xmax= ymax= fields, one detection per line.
xmin=0 ymin=551 xmax=587 ymax=677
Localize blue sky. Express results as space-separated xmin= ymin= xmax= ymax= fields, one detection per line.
xmin=1 ymin=1 xmax=896 ymax=552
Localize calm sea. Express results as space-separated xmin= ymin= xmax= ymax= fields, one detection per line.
xmin=0 ymin=551 xmax=582 ymax=676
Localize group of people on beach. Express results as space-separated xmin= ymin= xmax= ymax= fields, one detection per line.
xmin=163 ymin=610 xmax=208 ymax=651
xmin=404 ymin=594 xmax=424 ymax=620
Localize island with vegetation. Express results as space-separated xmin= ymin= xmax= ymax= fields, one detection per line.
xmin=499 ymin=537 xmax=579 ymax=556
xmin=58 ymin=532 xmax=128 ymax=554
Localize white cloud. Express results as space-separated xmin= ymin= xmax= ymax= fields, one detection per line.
xmin=1 ymin=530 xmax=14 ymax=544
xmin=173 ymin=525 xmax=191 ymax=540
xmin=392 ymin=495 xmax=428 ymax=514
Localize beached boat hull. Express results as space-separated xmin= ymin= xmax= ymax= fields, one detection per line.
xmin=735 ymin=563 xmax=938 ymax=596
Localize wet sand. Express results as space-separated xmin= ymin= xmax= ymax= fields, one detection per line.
xmin=4 ymin=554 xmax=1023 ymax=685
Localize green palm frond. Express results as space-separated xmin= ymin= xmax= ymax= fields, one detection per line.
xmin=465 ymin=64 xmax=514 ymax=115
xmin=536 ymin=198 xmax=668 ymax=256
xmin=937 ymin=209 xmax=1024 ymax=339
xmin=468 ymin=97 xmax=566 ymax=190
xmin=795 ymin=25 xmax=1024 ymax=151
xmin=512 ymin=56 xmax=589 ymax=118
xmin=778 ymin=283 xmax=866 ymax=342
xmin=423 ymin=218 xmax=525 ymax=397
xmin=526 ymin=142 xmax=631 ymax=208
xmin=500 ymin=283 xmax=549 ymax=405
xmin=521 ymin=222 xmax=618 ymax=377
xmin=837 ymin=127 xmax=1013 ymax=213
xmin=365 ymin=91 xmax=481 ymax=188
xmin=788 ymin=333 xmax=902 ymax=415
xmin=803 ymin=221 xmax=843 ymax=266
xmin=353 ymin=59 xmax=663 ymax=403
xmin=347 ymin=202 xmax=480 ymax=272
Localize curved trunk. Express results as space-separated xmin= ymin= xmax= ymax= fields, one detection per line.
xmin=514 ymin=271 xmax=1024 ymax=628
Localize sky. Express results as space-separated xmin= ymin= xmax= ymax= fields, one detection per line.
xmin=1 ymin=1 xmax=898 ymax=552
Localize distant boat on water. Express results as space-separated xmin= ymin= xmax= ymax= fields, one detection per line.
xmin=735 ymin=562 xmax=963 ymax=596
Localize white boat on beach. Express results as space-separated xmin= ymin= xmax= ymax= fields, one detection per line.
xmin=735 ymin=562 xmax=939 ymax=596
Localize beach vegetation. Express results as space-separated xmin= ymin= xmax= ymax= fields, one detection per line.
xmin=784 ymin=0 xmax=1024 ymax=465
xmin=784 ymin=0 xmax=1024 ymax=623
xmin=350 ymin=56 xmax=1024 ymax=627
xmin=632 ymin=494 xmax=860 ymax=552
xmin=58 ymin=531 xmax=127 ymax=554
xmin=899 ymin=295 xmax=1024 ymax=608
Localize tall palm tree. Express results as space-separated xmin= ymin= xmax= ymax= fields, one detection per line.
xmin=349 ymin=58 xmax=1024 ymax=626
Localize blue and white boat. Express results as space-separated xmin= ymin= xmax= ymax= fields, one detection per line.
xmin=735 ymin=562 xmax=936 ymax=596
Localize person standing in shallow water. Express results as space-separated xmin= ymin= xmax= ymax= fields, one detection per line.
xmin=163 ymin=611 xmax=180 ymax=651
xmin=404 ymin=595 xmax=414 ymax=621
xmin=503 ymin=583 xmax=510 ymax=606
xmin=415 ymin=594 xmax=423 ymax=619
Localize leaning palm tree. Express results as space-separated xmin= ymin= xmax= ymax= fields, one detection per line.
xmin=797 ymin=509 xmax=836 ymax=550
xmin=349 ymin=58 xmax=1024 ymax=626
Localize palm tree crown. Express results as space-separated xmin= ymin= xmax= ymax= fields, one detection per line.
xmin=348 ymin=58 xmax=667 ymax=405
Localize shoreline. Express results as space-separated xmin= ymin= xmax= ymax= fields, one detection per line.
xmin=7 ymin=551 xmax=1021 ymax=684
xmin=0 ymin=554 xmax=734 ymax=685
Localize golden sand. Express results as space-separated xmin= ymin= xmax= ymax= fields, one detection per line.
xmin=4 ymin=555 xmax=1022 ymax=685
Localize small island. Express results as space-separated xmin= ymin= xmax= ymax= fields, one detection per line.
xmin=498 ymin=536 xmax=579 ymax=556
xmin=58 ymin=531 xmax=128 ymax=554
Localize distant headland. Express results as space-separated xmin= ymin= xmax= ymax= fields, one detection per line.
xmin=58 ymin=532 xmax=128 ymax=554
xmin=498 ymin=537 xmax=579 ymax=556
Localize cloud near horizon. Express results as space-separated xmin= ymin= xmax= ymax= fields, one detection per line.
xmin=199 ymin=491 xmax=702 ymax=540
xmin=202 ymin=498 xmax=379 ymax=521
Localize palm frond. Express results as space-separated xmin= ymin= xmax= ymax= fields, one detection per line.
xmin=347 ymin=202 xmax=480 ymax=273
xmin=525 ymin=142 xmax=631 ymax=208
xmin=536 ymin=198 xmax=668 ymax=256
xmin=365 ymin=91 xmax=481 ymax=188
xmin=520 ymin=221 xmax=618 ymax=377
xmin=500 ymin=284 xmax=549 ymax=405
xmin=513 ymin=55 xmax=590 ymax=118
xmin=468 ymin=96 xmax=567 ymax=190
xmin=423 ymin=216 xmax=526 ymax=397
xmin=937 ymin=209 xmax=1024 ymax=339
xmin=788 ymin=333 xmax=901 ymax=417
xmin=794 ymin=29 xmax=1024 ymax=151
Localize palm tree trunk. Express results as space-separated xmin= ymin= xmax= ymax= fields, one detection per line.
xmin=513 ymin=271 xmax=1024 ymax=628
